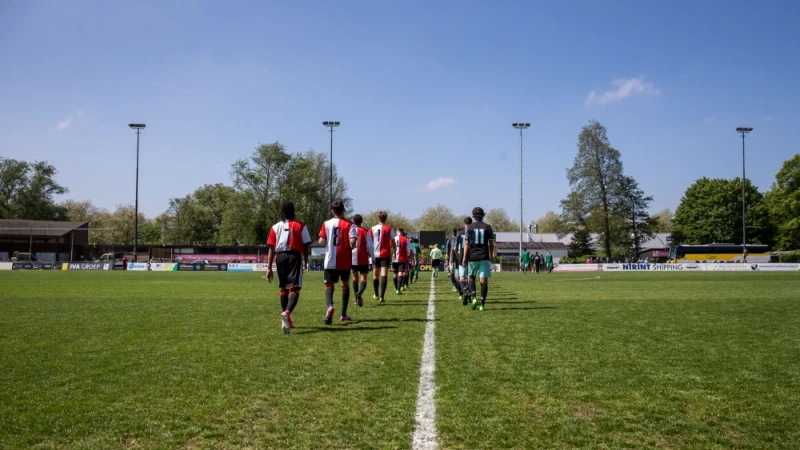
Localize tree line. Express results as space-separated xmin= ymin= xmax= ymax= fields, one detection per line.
xmin=2 ymin=130 xmax=798 ymax=253
xmin=528 ymin=122 xmax=800 ymax=255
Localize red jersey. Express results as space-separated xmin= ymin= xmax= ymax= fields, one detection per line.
xmin=352 ymin=226 xmax=374 ymax=266
xmin=393 ymin=235 xmax=412 ymax=263
xmin=267 ymin=219 xmax=311 ymax=253
xmin=370 ymin=224 xmax=396 ymax=259
xmin=319 ymin=218 xmax=358 ymax=270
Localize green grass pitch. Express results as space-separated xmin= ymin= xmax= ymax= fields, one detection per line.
xmin=1 ymin=271 xmax=799 ymax=449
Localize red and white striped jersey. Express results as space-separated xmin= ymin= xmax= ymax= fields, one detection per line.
xmin=352 ymin=226 xmax=374 ymax=266
xmin=319 ymin=218 xmax=358 ymax=270
xmin=393 ymin=235 xmax=413 ymax=263
xmin=267 ymin=220 xmax=311 ymax=253
xmin=370 ymin=224 xmax=396 ymax=259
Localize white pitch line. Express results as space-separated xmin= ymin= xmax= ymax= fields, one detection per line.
xmin=551 ymin=276 xmax=602 ymax=282
xmin=412 ymin=277 xmax=438 ymax=450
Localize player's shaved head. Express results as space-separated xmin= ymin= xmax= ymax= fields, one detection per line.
xmin=353 ymin=214 xmax=363 ymax=226
xmin=377 ymin=211 xmax=388 ymax=223
xmin=280 ymin=200 xmax=295 ymax=221
xmin=463 ymin=216 xmax=473 ymax=225
xmin=472 ymin=207 xmax=485 ymax=221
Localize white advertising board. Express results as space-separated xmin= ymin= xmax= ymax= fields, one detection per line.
xmin=553 ymin=264 xmax=601 ymax=273
xmin=0 ymin=262 xmax=13 ymax=271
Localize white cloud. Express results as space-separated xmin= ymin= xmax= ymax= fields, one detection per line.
xmin=423 ymin=176 xmax=455 ymax=192
xmin=55 ymin=111 xmax=85 ymax=131
xmin=585 ymin=76 xmax=660 ymax=106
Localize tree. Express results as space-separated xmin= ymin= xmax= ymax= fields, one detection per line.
xmin=0 ymin=158 xmax=68 ymax=220
xmin=362 ymin=210 xmax=417 ymax=232
xmin=561 ymin=191 xmax=594 ymax=256
xmin=568 ymin=225 xmax=594 ymax=257
xmin=672 ymin=177 xmax=772 ymax=245
xmin=230 ymin=144 xmax=349 ymax=244
xmin=533 ymin=211 xmax=568 ymax=235
xmin=612 ymin=176 xmax=658 ymax=257
xmin=565 ymin=121 xmax=624 ymax=257
xmin=766 ymin=154 xmax=800 ymax=249
xmin=280 ymin=150 xmax=351 ymax=237
xmin=415 ymin=204 xmax=461 ymax=232
xmin=61 ymin=199 xmax=106 ymax=224
xmin=484 ymin=208 xmax=517 ymax=232
xmin=652 ymin=209 xmax=673 ymax=233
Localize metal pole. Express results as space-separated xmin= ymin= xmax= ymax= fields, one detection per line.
xmin=329 ymin=126 xmax=334 ymax=206
xmin=519 ymin=128 xmax=523 ymax=266
xmin=134 ymin=128 xmax=140 ymax=261
xmin=70 ymin=231 xmax=74 ymax=262
xmin=29 ymin=228 xmax=32 ymax=253
xmin=741 ymin=131 xmax=746 ymax=262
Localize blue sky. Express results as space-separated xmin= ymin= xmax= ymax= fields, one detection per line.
xmin=1 ymin=0 xmax=798 ymax=223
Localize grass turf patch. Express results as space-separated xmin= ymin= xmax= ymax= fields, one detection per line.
xmin=435 ymin=272 xmax=800 ymax=449
xmin=2 ymin=271 xmax=800 ymax=449
xmin=0 ymin=271 xmax=429 ymax=449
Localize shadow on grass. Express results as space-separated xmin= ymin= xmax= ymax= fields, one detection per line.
xmin=379 ymin=302 xmax=429 ymax=306
xmin=356 ymin=318 xmax=439 ymax=324
xmin=491 ymin=306 xmax=558 ymax=311
xmin=296 ymin=325 xmax=399 ymax=335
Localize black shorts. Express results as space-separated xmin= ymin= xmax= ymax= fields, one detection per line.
xmin=392 ymin=262 xmax=408 ymax=272
xmin=324 ymin=269 xmax=351 ymax=284
xmin=432 ymin=259 xmax=441 ymax=268
xmin=373 ymin=257 xmax=391 ymax=268
xmin=276 ymin=252 xmax=303 ymax=288
xmin=352 ymin=264 xmax=370 ymax=274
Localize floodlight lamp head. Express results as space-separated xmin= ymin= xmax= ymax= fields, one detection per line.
xmin=512 ymin=122 xmax=530 ymax=129
xmin=736 ymin=127 xmax=753 ymax=133
xmin=128 ymin=123 xmax=146 ymax=129
xmin=322 ymin=121 xmax=340 ymax=127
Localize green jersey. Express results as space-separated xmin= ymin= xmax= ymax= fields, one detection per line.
xmin=521 ymin=251 xmax=531 ymax=264
xmin=545 ymin=253 xmax=553 ymax=265
xmin=412 ymin=243 xmax=422 ymax=264
xmin=430 ymin=247 xmax=443 ymax=260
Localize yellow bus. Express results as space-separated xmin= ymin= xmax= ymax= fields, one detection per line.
xmin=669 ymin=244 xmax=771 ymax=262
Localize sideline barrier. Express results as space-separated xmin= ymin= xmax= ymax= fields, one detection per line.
xmin=602 ymin=263 xmax=799 ymax=272
xmin=0 ymin=262 xmax=13 ymax=270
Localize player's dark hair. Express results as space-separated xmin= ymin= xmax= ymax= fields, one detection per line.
xmin=377 ymin=211 xmax=388 ymax=223
xmin=472 ymin=207 xmax=485 ymax=221
xmin=280 ymin=200 xmax=295 ymax=221
xmin=331 ymin=200 xmax=345 ymax=215
xmin=353 ymin=214 xmax=363 ymax=226
xmin=398 ymin=228 xmax=405 ymax=236
xmin=452 ymin=228 xmax=458 ymax=235
xmin=463 ymin=216 xmax=473 ymax=225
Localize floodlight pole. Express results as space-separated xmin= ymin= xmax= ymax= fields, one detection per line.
xmin=513 ymin=123 xmax=530 ymax=267
xmin=129 ymin=123 xmax=146 ymax=261
xmin=736 ymin=127 xmax=752 ymax=262
xmin=322 ymin=121 xmax=340 ymax=205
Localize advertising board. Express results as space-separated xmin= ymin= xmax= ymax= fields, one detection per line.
xmin=552 ymin=264 xmax=601 ymax=273
xmin=227 ymin=263 xmax=254 ymax=272
xmin=700 ymin=263 xmax=751 ymax=272
xmin=66 ymin=262 xmax=112 ymax=271
xmin=252 ymin=263 xmax=274 ymax=272
xmin=12 ymin=262 xmax=63 ymax=270
xmin=127 ymin=263 xmax=149 ymax=271
xmin=0 ymin=262 xmax=12 ymax=271
xmin=175 ymin=263 xmax=228 ymax=271
xmin=749 ymin=263 xmax=800 ymax=271
xmin=150 ymin=263 xmax=175 ymax=272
